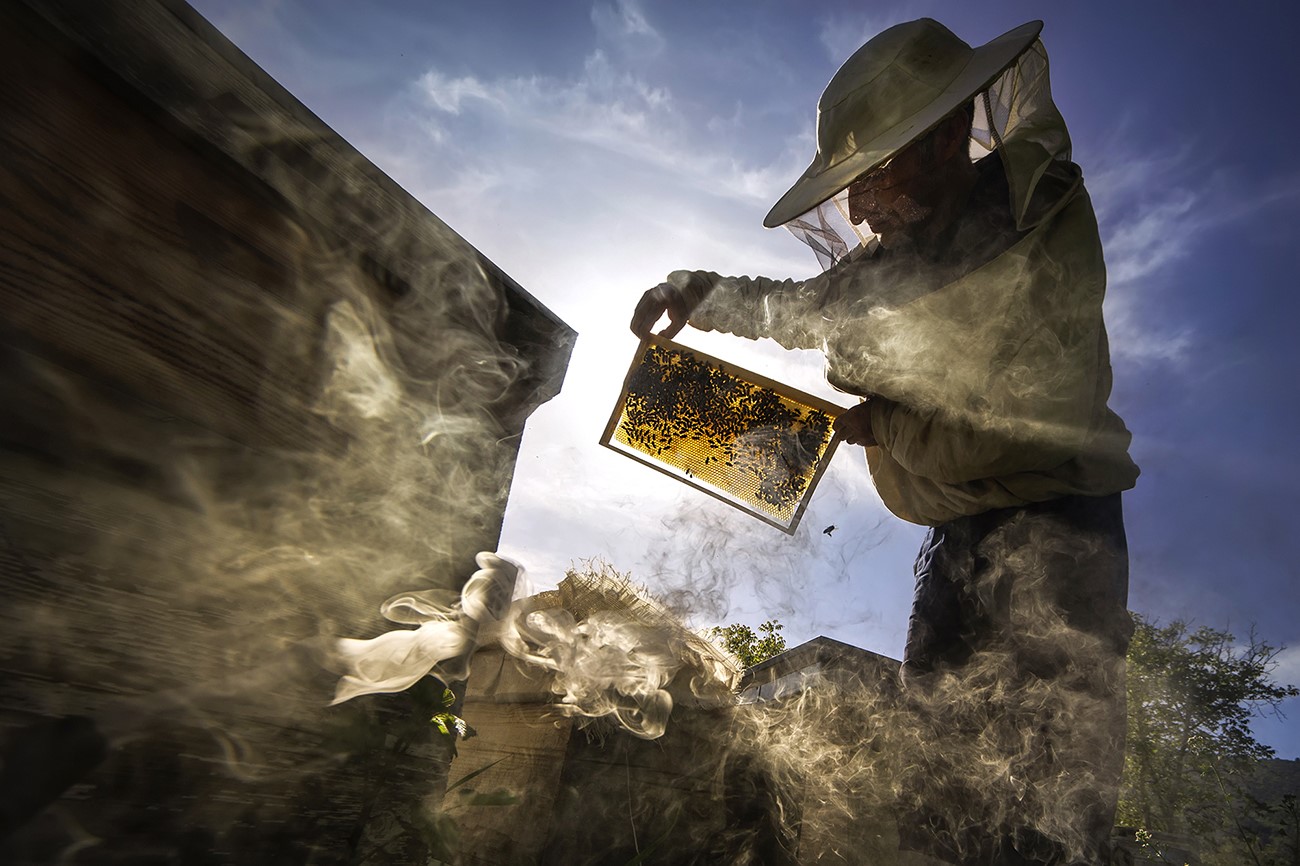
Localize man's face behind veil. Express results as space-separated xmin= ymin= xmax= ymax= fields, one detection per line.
xmin=846 ymin=112 xmax=968 ymax=247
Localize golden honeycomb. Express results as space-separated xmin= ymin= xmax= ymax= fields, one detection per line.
xmin=602 ymin=337 xmax=841 ymax=532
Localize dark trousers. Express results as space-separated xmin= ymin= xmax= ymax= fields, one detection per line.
xmin=896 ymin=494 xmax=1132 ymax=866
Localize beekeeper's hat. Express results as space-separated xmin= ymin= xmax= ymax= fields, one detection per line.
xmin=764 ymin=18 xmax=1042 ymax=228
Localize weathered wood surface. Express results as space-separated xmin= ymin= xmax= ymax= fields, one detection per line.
xmin=0 ymin=1 xmax=573 ymax=863
xmin=16 ymin=0 xmax=573 ymax=395
xmin=448 ymin=650 xmax=577 ymax=866
xmin=451 ymin=645 xmax=749 ymax=866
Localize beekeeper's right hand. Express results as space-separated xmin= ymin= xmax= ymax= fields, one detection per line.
xmin=629 ymin=271 xmax=712 ymax=339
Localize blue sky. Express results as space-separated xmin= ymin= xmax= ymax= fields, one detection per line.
xmin=189 ymin=0 xmax=1300 ymax=757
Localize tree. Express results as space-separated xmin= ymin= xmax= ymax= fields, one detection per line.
xmin=1258 ymin=793 xmax=1300 ymax=866
xmin=708 ymin=620 xmax=787 ymax=669
xmin=1118 ymin=614 xmax=1299 ymax=863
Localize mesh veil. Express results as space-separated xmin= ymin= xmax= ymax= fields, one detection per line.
xmin=784 ymin=39 xmax=1069 ymax=270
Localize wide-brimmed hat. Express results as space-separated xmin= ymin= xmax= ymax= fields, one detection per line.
xmin=764 ymin=18 xmax=1043 ymax=228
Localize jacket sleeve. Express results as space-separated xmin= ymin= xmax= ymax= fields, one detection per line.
xmin=669 ymin=269 xmax=833 ymax=351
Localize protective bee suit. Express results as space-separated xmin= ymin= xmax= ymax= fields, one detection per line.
xmin=670 ymin=23 xmax=1137 ymax=526
xmin=653 ymin=19 xmax=1138 ymax=866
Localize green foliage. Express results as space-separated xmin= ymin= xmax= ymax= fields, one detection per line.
xmin=1257 ymin=793 xmax=1300 ymax=866
xmin=430 ymin=687 xmax=476 ymax=756
xmin=1133 ymin=827 xmax=1191 ymax=866
xmin=708 ymin=619 xmax=787 ymax=668
xmin=1119 ymin=614 xmax=1300 ymax=864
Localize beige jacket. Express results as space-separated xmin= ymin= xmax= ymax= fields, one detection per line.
xmin=675 ymin=162 xmax=1139 ymax=526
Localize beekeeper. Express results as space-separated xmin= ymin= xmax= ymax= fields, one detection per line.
xmin=631 ymin=19 xmax=1139 ymax=866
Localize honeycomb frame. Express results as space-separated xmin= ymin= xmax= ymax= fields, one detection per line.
xmin=601 ymin=335 xmax=844 ymax=534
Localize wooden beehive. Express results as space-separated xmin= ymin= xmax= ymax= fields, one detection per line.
xmin=0 ymin=1 xmax=573 ymax=862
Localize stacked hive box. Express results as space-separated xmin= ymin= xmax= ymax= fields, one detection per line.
xmin=0 ymin=1 xmax=573 ymax=863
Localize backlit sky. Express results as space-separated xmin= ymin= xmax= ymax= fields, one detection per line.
xmin=189 ymin=0 xmax=1300 ymax=757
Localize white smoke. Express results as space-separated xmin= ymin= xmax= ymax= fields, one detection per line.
xmin=331 ymin=553 xmax=727 ymax=740
xmin=332 ymin=552 xmax=519 ymax=703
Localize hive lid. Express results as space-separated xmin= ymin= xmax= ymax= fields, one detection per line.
xmin=601 ymin=335 xmax=844 ymax=534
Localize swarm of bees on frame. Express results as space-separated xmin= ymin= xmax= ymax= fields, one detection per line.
xmin=614 ymin=343 xmax=835 ymax=520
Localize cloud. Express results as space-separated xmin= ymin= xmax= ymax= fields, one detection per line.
xmin=1103 ymin=299 xmax=1193 ymax=366
xmin=1102 ymin=192 xmax=1199 ymax=288
xmin=1272 ymin=644 xmax=1300 ymax=691
xmin=403 ymin=44 xmax=801 ymax=213
xmin=413 ymin=50 xmax=671 ymax=139
xmin=418 ymin=70 xmax=500 ymax=114
xmin=1212 ymin=171 xmax=1300 ymax=229
xmin=1090 ymin=154 xmax=1298 ymax=367
xmin=591 ymin=0 xmax=664 ymax=54
xmin=817 ymin=7 xmax=920 ymax=63
xmin=1095 ymin=184 xmax=1200 ymax=365
xmin=1085 ymin=148 xmax=1206 ymax=366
